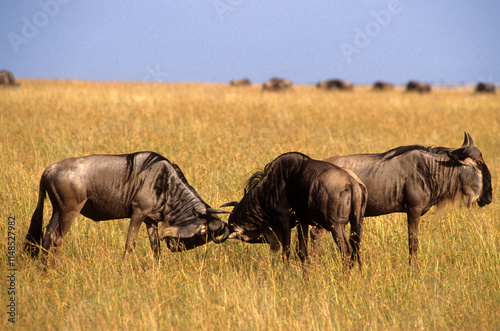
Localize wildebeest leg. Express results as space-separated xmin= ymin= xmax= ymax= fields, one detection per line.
xmin=297 ymin=222 xmax=310 ymax=275
xmin=122 ymin=211 xmax=147 ymax=263
xmin=146 ymin=221 xmax=160 ymax=259
xmin=330 ymin=224 xmax=352 ymax=270
xmin=310 ymin=226 xmax=325 ymax=260
xmin=407 ymin=209 xmax=421 ymax=265
xmin=349 ymin=220 xmax=363 ymax=269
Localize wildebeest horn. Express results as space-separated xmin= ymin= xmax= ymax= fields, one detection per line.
xmin=206 ymin=207 xmax=231 ymax=215
xmin=460 ymin=132 xmax=469 ymax=149
xmin=210 ymin=223 xmax=231 ymax=244
xmin=220 ymin=201 xmax=238 ymax=208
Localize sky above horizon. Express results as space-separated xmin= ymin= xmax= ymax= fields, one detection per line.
xmin=2 ymin=1 xmax=500 ymax=85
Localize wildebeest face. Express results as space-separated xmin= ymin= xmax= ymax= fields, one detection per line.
xmin=160 ymin=212 xmax=229 ymax=251
xmin=476 ymin=157 xmax=492 ymax=207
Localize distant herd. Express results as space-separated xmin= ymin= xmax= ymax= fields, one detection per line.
xmin=1 ymin=70 xmax=497 ymax=94
xmin=231 ymin=76 xmax=497 ymax=94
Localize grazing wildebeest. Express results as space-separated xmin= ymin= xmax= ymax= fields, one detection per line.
xmin=311 ymin=133 xmax=492 ymax=264
xmin=262 ymin=77 xmax=292 ymax=92
xmin=373 ymin=81 xmax=394 ymax=91
xmin=219 ymin=152 xmax=367 ymax=270
xmin=475 ymin=82 xmax=496 ymax=93
xmin=316 ymin=79 xmax=353 ymax=91
xmin=24 ymin=152 xmax=230 ymax=266
xmin=0 ymin=70 xmax=20 ymax=87
xmin=230 ymin=78 xmax=251 ymax=86
xmin=406 ymin=81 xmax=431 ymax=93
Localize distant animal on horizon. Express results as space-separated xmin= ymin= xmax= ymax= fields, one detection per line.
xmin=406 ymin=81 xmax=431 ymax=93
xmin=475 ymin=82 xmax=496 ymax=93
xmin=24 ymin=152 xmax=230 ymax=266
xmin=372 ymin=81 xmax=394 ymax=91
xmin=0 ymin=70 xmax=20 ymax=87
xmin=230 ymin=78 xmax=251 ymax=86
xmin=219 ymin=152 xmax=367 ymax=271
xmin=316 ymin=79 xmax=353 ymax=91
xmin=310 ymin=132 xmax=492 ymax=264
xmin=262 ymin=77 xmax=292 ymax=92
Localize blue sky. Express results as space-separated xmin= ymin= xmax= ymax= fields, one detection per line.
xmin=2 ymin=1 xmax=499 ymax=85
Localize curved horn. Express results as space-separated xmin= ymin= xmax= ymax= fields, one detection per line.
xmin=210 ymin=223 xmax=231 ymax=244
xmin=460 ymin=132 xmax=469 ymax=149
xmin=206 ymin=208 xmax=231 ymax=215
xmin=220 ymin=201 xmax=238 ymax=208
xmin=466 ymin=132 xmax=474 ymax=148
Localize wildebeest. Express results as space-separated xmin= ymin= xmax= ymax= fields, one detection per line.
xmin=316 ymin=79 xmax=353 ymax=91
xmin=373 ymin=81 xmax=394 ymax=91
xmin=312 ymin=133 xmax=492 ymax=264
xmin=0 ymin=70 xmax=20 ymax=87
xmin=475 ymin=82 xmax=496 ymax=93
xmin=406 ymin=81 xmax=431 ymax=93
xmin=24 ymin=152 xmax=230 ymax=266
xmin=219 ymin=152 xmax=367 ymax=270
xmin=230 ymin=78 xmax=251 ymax=86
xmin=262 ymin=77 xmax=292 ymax=92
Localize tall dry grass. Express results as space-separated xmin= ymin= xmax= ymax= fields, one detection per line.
xmin=1 ymin=80 xmax=499 ymax=329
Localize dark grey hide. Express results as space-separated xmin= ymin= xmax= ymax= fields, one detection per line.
xmin=262 ymin=77 xmax=292 ymax=92
xmin=0 ymin=70 xmax=20 ymax=87
xmin=406 ymin=81 xmax=431 ymax=93
xmin=320 ymin=132 xmax=492 ymax=263
xmin=24 ymin=152 xmax=229 ymax=265
xmin=220 ymin=152 xmax=367 ymax=269
xmin=316 ymin=79 xmax=353 ymax=91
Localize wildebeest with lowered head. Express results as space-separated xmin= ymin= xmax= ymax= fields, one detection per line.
xmin=262 ymin=77 xmax=292 ymax=92
xmin=314 ymin=133 xmax=492 ymax=264
xmin=316 ymin=79 xmax=353 ymax=91
xmin=0 ymin=70 xmax=20 ymax=87
xmin=406 ymin=81 xmax=431 ymax=93
xmin=24 ymin=152 xmax=230 ymax=266
xmin=475 ymin=82 xmax=496 ymax=93
xmin=220 ymin=152 xmax=367 ymax=270
xmin=230 ymin=78 xmax=251 ymax=86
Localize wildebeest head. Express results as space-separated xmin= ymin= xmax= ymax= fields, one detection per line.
xmin=160 ymin=207 xmax=231 ymax=252
xmin=445 ymin=133 xmax=492 ymax=207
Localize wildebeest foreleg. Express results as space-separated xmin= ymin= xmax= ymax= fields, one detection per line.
xmin=122 ymin=211 xmax=147 ymax=263
xmin=146 ymin=221 xmax=160 ymax=259
xmin=297 ymin=222 xmax=310 ymax=268
xmin=407 ymin=209 xmax=421 ymax=265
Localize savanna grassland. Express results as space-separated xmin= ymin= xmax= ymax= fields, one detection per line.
xmin=1 ymin=80 xmax=499 ymax=330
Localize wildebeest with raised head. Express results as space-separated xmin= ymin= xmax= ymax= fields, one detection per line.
xmin=262 ymin=77 xmax=292 ymax=92
xmin=406 ymin=81 xmax=431 ymax=93
xmin=316 ymin=79 xmax=353 ymax=91
xmin=373 ymin=81 xmax=394 ymax=91
xmin=230 ymin=78 xmax=251 ymax=86
xmin=0 ymin=70 xmax=20 ymax=87
xmin=24 ymin=152 xmax=230 ymax=266
xmin=475 ymin=82 xmax=496 ymax=93
xmin=219 ymin=152 xmax=367 ymax=270
xmin=312 ymin=133 xmax=492 ymax=264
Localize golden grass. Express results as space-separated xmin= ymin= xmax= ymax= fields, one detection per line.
xmin=1 ymin=80 xmax=499 ymax=329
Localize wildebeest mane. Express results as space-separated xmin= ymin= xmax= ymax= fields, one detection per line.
xmin=378 ymin=145 xmax=452 ymax=161
xmin=126 ymin=152 xmax=208 ymax=206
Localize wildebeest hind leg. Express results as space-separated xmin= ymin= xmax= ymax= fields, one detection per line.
xmin=41 ymin=208 xmax=81 ymax=266
xmin=407 ymin=209 xmax=421 ymax=265
xmin=330 ymin=224 xmax=352 ymax=270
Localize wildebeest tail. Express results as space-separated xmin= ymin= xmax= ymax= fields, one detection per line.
xmin=24 ymin=178 xmax=47 ymax=257
xmin=348 ymin=178 xmax=368 ymax=267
